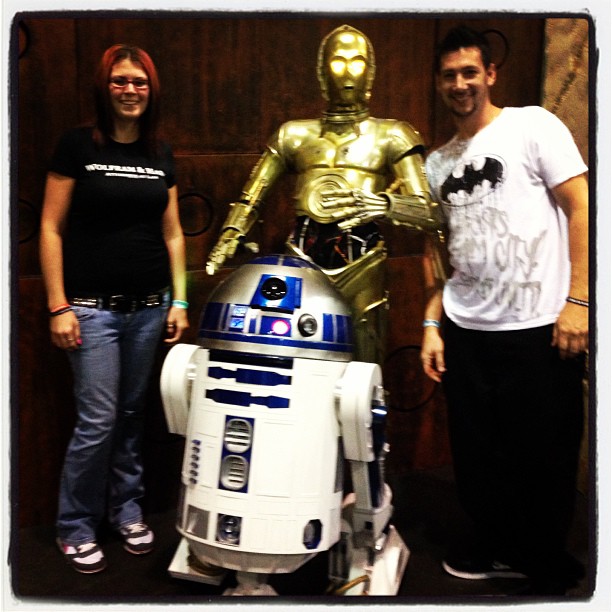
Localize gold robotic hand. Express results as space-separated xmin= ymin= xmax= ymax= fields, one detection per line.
xmin=384 ymin=193 xmax=445 ymax=235
xmin=319 ymin=188 xmax=389 ymax=229
xmin=206 ymin=227 xmax=243 ymax=275
xmin=206 ymin=199 xmax=261 ymax=275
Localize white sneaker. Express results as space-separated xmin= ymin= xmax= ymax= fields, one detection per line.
xmin=57 ymin=538 xmax=107 ymax=573
xmin=119 ymin=522 xmax=154 ymax=555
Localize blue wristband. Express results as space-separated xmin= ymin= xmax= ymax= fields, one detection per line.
xmin=422 ymin=319 xmax=441 ymax=328
xmin=172 ymin=300 xmax=189 ymax=309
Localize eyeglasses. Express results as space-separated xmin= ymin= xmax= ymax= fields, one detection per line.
xmin=109 ymin=76 xmax=149 ymax=90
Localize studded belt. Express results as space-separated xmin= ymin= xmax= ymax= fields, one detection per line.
xmin=69 ymin=289 xmax=167 ymax=313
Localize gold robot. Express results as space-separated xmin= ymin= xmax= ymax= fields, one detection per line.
xmin=207 ymin=25 xmax=445 ymax=364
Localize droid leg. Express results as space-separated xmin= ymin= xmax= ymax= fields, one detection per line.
xmin=332 ymin=361 xmax=409 ymax=595
xmin=322 ymin=242 xmax=388 ymax=367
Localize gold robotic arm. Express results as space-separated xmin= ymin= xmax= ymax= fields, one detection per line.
xmin=388 ymin=151 xmax=448 ymax=283
xmin=206 ymin=202 xmax=258 ymax=276
xmin=374 ymin=123 xmax=446 ymax=236
xmin=206 ymin=145 xmax=287 ymax=275
xmin=326 ymin=151 xmax=445 ymax=238
xmin=383 ymin=149 xmax=445 ymax=236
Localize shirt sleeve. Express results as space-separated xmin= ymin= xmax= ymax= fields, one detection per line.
xmin=161 ymin=141 xmax=176 ymax=189
xmin=528 ymin=107 xmax=588 ymax=189
xmin=425 ymin=151 xmax=443 ymax=201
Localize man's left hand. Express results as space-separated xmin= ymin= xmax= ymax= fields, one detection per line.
xmin=552 ymin=302 xmax=589 ymax=358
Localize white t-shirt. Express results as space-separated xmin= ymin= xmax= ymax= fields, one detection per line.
xmin=426 ymin=106 xmax=587 ymax=331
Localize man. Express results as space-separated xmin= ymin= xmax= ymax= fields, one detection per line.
xmin=206 ymin=25 xmax=445 ymax=365
xmin=421 ymin=25 xmax=589 ymax=595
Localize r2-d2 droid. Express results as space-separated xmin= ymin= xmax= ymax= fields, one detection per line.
xmin=160 ymin=255 xmax=408 ymax=595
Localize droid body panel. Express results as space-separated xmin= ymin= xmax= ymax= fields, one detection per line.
xmin=161 ymin=255 xmax=407 ymax=594
xmin=178 ymin=350 xmax=347 ymax=573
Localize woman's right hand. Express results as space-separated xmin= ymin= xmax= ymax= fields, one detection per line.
xmin=50 ymin=310 xmax=81 ymax=351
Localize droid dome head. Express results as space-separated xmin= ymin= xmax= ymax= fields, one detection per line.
xmin=198 ymin=255 xmax=353 ymax=361
xmin=317 ymin=24 xmax=376 ymax=109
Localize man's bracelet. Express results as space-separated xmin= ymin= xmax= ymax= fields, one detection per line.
xmin=172 ymin=299 xmax=189 ymax=309
xmin=566 ymin=296 xmax=589 ymax=308
xmin=422 ymin=319 xmax=441 ymax=328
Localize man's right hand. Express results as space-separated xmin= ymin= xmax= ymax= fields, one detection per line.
xmin=421 ymin=327 xmax=446 ymax=383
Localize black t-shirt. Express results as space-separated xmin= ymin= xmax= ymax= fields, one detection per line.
xmin=49 ymin=127 xmax=176 ymax=296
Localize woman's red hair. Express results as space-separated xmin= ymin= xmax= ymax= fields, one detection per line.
xmin=92 ymin=44 xmax=162 ymax=156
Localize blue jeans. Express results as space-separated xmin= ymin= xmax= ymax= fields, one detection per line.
xmin=57 ymin=296 xmax=169 ymax=545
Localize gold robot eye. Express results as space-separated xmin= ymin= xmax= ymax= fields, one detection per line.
xmin=330 ymin=59 xmax=346 ymax=76
xmin=329 ymin=57 xmax=366 ymax=78
xmin=347 ymin=58 xmax=366 ymax=77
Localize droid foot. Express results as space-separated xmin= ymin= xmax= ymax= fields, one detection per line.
xmin=328 ymin=525 xmax=409 ymax=595
xmin=224 ymin=571 xmax=278 ymax=596
xmin=168 ymin=538 xmax=227 ymax=585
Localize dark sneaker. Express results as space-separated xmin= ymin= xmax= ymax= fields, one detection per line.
xmin=516 ymin=553 xmax=585 ymax=595
xmin=119 ymin=522 xmax=154 ymax=555
xmin=57 ymin=538 xmax=107 ymax=574
xmin=442 ymin=556 xmax=527 ymax=580
xmin=516 ymin=579 xmax=570 ymax=596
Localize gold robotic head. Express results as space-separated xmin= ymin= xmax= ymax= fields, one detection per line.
xmin=317 ymin=25 xmax=376 ymax=107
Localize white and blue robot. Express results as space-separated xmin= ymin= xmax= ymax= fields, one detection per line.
xmin=160 ymin=255 xmax=408 ymax=595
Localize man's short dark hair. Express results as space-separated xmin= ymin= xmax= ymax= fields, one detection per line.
xmin=434 ymin=25 xmax=493 ymax=73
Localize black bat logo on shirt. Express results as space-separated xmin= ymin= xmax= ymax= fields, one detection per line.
xmin=440 ymin=156 xmax=505 ymax=203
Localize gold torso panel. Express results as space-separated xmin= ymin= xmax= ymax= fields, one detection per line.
xmin=270 ymin=117 xmax=423 ymax=223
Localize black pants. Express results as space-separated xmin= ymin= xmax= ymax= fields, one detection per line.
xmin=442 ymin=320 xmax=585 ymax=583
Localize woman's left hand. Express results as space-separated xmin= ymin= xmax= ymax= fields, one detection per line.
xmin=164 ymin=306 xmax=189 ymax=343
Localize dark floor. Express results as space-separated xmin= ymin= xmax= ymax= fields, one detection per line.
xmin=11 ymin=467 xmax=596 ymax=607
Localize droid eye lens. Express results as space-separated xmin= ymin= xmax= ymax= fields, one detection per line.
xmin=298 ymin=314 xmax=317 ymax=337
xmin=260 ymin=277 xmax=288 ymax=300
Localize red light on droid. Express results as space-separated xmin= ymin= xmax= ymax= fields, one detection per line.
xmin=271 ymin=319 xmax=291 ymax=336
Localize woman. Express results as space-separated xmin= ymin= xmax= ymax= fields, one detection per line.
xmin=39 ymin=44 xmax=189 ymax=574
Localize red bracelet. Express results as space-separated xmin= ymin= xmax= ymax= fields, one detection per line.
xmin=49 ymin=303 xmax=71 ymax=313
xmin=49 ymin=306 xmax=73 ymax=317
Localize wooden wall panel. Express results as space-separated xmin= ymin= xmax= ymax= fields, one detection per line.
xmin=17 ymin=19 xmax=79 ymax=275
xmin=14 ymin=14 xmax=546 ymax=527
xmin=175 ymin=154 xmax=260 ymax=270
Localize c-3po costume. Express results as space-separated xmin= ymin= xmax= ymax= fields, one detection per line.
xmin=207 ymin=25 xmax=445 ymax=364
